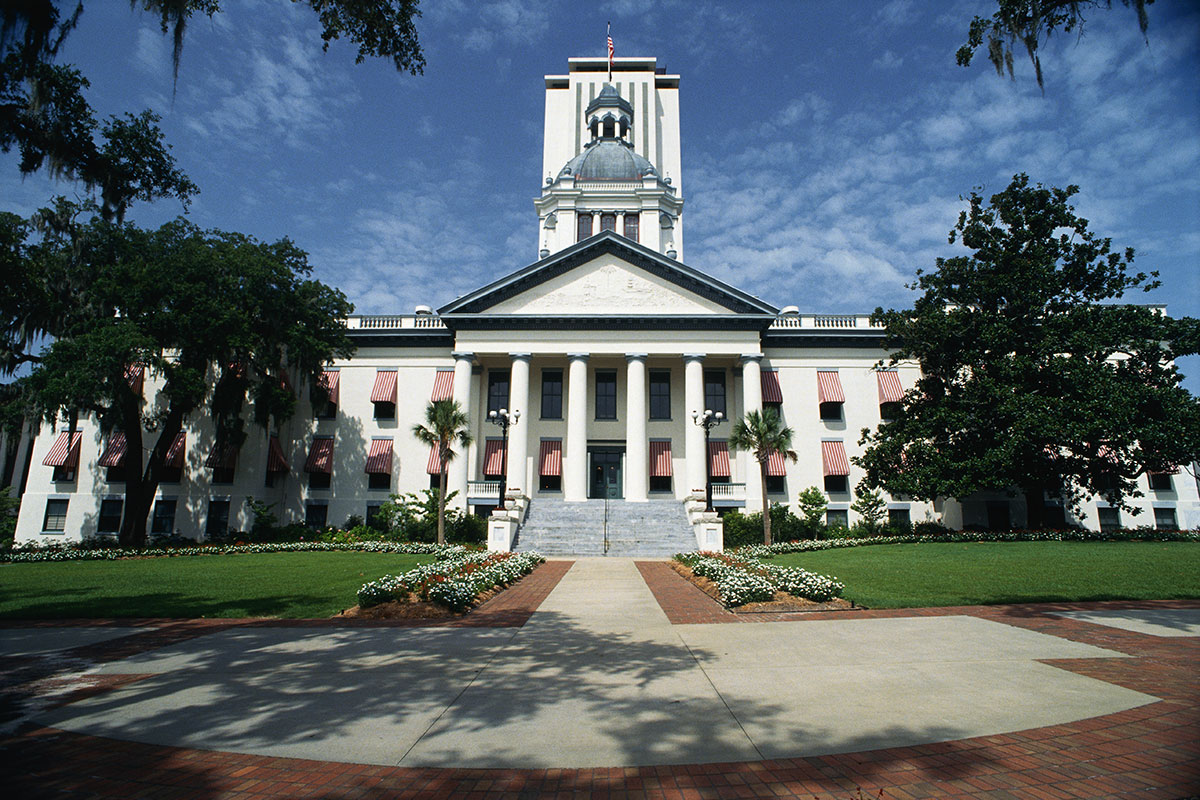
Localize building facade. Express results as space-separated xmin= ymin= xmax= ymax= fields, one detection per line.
xmin=10 ymin=56 xmax=1199 ymax=546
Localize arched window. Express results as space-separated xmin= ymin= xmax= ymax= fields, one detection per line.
xmin=600 ymin=213 xmax=616 ymax=233
xmin=602 ymin=118 xmax=615 ymax=138
xmin=577 ymin=212 xmax=593 ymax=241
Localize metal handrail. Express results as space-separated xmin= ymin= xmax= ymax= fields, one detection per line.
xmin=603 ymin=494 xmax=609 ymax=554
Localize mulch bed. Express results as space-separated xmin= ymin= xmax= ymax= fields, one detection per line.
xmin=334 ymin=584 xmax=507 ymax=620
xmin=668 ymin=560 xmax=855 ymax=613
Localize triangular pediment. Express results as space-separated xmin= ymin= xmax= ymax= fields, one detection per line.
xmin=438 ymin=231 xmax=777 ymax=317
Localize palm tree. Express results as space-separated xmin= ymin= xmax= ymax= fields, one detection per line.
xmin=729 ymin=408 xmax=798 ymax=546
xmin=411 ymin=399 xmax=473 ymax=545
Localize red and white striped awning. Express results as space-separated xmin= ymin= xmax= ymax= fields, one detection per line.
xmin=125 ymin=364 xmax=144 ymax=395
xmin=267 ymin=435 xmax=289 ymax=472
xmin=817 ymin=370 xmax=845 ymax=403
xmin=649 ymin=440 xmax=673 ymax=477
xmin=430 ymin=370 xmax=454 ymax=401
xmin=304 ymin=436 xmax=334 ymax=473
xmin=43 ymin=431 xmax=82 ymax=468
xmin=539 ymin=440 xmax=562 ymax=476
xmin=821 ymin=440 xmax=850 ymax=476
xmin=370 ymin=370 xmax=398 ymax=403
xmin=365 ymin=438 xmax=393 ymax=474
xmin=205 ymin=440 xmax=238 ymax=469
xmin=877 ymin=370 xmax=903 ymax=403
xmin=766 ymin=449 xmax=788 ymax=477
xmin=760 ymin=370 xmax=783 ymax=404
xmin=708 ymin=440 xmax=731 ymax=478
xmin=483 ymin=439 xmax=506 ymax=477
xmin=98 ymin=433 xmax=127 ymax=468
xmin=426 ymin=444 xmax=444 ymax=475
xmin=164 ymin=432 xmax=186 ymax=469
xmin=318 ymin=370 xmax=340 ymax=404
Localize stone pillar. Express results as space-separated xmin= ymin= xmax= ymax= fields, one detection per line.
xmin=741 ymin=354 xmax=764 ymax=512
xmin=506 ymin=353 xmax=531 ymax=497
xmin=625 ymin=353 xmax=648 ymax=502
xmin=564 ymin=353 xmax=590 ymax=501
xmin=683 ymin=354 xmax=706 ymax=498
xmin=448 ymin=351 xmax=474 ymax=508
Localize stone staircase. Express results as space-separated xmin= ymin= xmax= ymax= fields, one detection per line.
xmin=512 ymin=498 xmax=697 ymax=557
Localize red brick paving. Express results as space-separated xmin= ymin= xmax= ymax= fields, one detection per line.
xmin=2 ymin=559 xmax=1198 ymax=798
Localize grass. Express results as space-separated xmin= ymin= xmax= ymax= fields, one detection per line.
xmin=769 ymin=541 xmax=1200 ymax=608
xmin=0 ymin=551 xmax=434 ymax=619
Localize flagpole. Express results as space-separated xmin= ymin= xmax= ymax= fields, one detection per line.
xmin=607 ymin=22 xmax=612 ymax=82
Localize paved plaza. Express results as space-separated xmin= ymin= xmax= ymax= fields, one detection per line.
xmin=1 ymin=558 xmax=1197 ymax=798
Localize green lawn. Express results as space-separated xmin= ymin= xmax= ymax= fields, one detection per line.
xmin=769 ymin=541 xmax=1200 ymax=608
xmin=0 ymin=552 xmax=433 ymax=619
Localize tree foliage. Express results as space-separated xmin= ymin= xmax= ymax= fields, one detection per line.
xmin=729 ymin=408 xmax=797 ymax=545
xmin=957 ymin=0 xmax=1153 ymax=90
xmin=411 ymin=399 xmax=473 ymax=546
xmin=0 ymin=202 xmax=355 ymax=545
xmin=857 ymin=173 xmax=1200 ymax=527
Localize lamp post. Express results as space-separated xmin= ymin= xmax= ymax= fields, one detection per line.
xmin=488 ymin=408 xmax=520 ymax=511
xmin=692 ymin=408 xmax=724 ymax=512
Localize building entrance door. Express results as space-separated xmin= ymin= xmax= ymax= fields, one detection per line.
xmin=589 ymin=447 xmax=624 ymax=499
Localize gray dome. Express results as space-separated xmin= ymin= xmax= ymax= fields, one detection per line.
xmin=559 ymin=140 xmax=656 ymax=181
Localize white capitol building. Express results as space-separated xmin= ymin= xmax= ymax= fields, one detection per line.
xmin=10 ymin=56 xmax=1198 ymax=549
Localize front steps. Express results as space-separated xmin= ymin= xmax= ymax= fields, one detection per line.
xmin=512 ymin=498 xmax=696 ymax=557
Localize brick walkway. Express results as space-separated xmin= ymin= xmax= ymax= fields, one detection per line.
xmin=2 ymin=560 xmax=1198 ymax=799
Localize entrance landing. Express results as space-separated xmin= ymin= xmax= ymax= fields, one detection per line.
xmin=20 ymin=559 xmax=1166 ymax=770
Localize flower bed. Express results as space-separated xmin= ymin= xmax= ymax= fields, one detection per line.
xmin=675 ymin=551 xmax=844 ymax=608
xmin=1 ymin=540 xmax=464 ymax=564
xmin=736 ymin=527 xmax=1200 ymax=560
xmin=357 ymin=550 xmax=544 ymax=612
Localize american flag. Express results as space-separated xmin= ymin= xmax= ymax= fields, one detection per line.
xmin=607 ymin=24 xmax=613 ymax=79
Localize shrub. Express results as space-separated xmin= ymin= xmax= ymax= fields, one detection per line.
xmin=913 ymin=520 xmax=953 ymax=537
xmin=676 ymin=551 xmax=844 ymax=607
xmin=358 ymin=550 xmax=544 ymax=611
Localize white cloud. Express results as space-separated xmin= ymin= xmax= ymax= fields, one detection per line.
xmin=873 ymin=50 xmax=904 ymax=70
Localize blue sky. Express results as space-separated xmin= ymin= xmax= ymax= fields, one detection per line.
xmin=2 ymin=0 xmax=1197 ymax=390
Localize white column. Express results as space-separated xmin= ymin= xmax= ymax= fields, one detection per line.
xmin=625 ymin=353 xmax=648 ymax=502
xmin=506 ymin=353 xmax=531 ymax=497
xmin=741 ymin=354 xmax=764 ymax=512
xmin=564 ymin=353 xmax=590 ymax=501
xmin=449 ymin=351 xmax=474 ymax=509
xmin=683 ymin=354 xmax=706 ymax=498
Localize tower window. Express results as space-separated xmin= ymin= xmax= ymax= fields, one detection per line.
xmin=577 ymin=213 xmax=593 ymax=241
xmin=602 ymin=118 xmax=615 ymax=138
xmin=600 ymin=213 xmax=616 ymax=233
xmin=623 ymin=213 xmax=639 ymax=243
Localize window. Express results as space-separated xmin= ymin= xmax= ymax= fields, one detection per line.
xmin=487 ymin=369 xmax=510 ymax=414
xmin=541 ymin=370 xmax=563 ymax=419
xmin=649 ymin=370 xmax=671 ymax=419
xmin=879 ymin=402 xmax=901 ymax=422
xmin=877 ymin=370 xmax=903 ymax=421
xmin=212 ymin=466 xmax=234 ymax=485
xmin=824 ymin=475 xmax=848 ymax=493
xmin=623 ymin=213 xmax=639 ymax=242
xmin=305 ymin=503 xmax=328 ymax=529
xmin=151 ymin=499 xmax=177 ymax=535
xmin=540 ymin=474 xmax=562 ymax=491
xmin=161 ymin=432 xmax=185 ymax=483
xmin=650 ymin=475 xmax=672 ymax=493
xmin=373 ymin=401 xmax=396 ymax=420
xmin=206 ymin=500 xmax=230 ymax=538
xmin=765 ymin=476 xmax=786 ymax=494
xmin=106 ymin=467 xmax=127 ymax=483
xmin=539 ymin=440 xmax=562 ymax=492
xmin=365 ymin=438 xmax=393 ymax=490
xmin=1149 ymin=472 xmax=1173 ymax=491
xmin=595 ymin=370 xmax=617 ymax=419
xmin=368 ymin=472 xmax=390 ymax=490
xmin=819 ymin=402 xmax=843 ymax=422
xmin=366 ymin=504 xmax=385 ymax=530
xmin=602 ymin=118 xmax=615 ymax=138
xmin=649 ymin=440 xmax=672 ymax=493
xmin=317 ymin=370 xmax=339 ymax=419
xmin=371 ymin=370 xmax=398 ymax=419
xmin=703 ymin=369 xmax=726 ymax=416
xmin=309 ymin=472 xmax=331 ymax=489
xmin=826 ymin=509 xmax=848 ymax=528
xmin=429 ymin=473 xmax=441 ymax=491
xmin=600 ymin=212 xmax=616 ymax=232
xmin=52 ymin=464 xmax=76 ymax=483
xmin=42 ymin=499 xmax=68 ymax=532
xmin=1097 ymin=506 xmax=1121 ymax=532
xmin=888 ymin=508 xmax=911 ymax=529
xmin=1154 ymin=507 xmax=1178 ymax=531
xmin=764 ymin=401 xmax=783 ymax=419
xmin=98 ymin=499 xmax=123 ymax=533
xmin=577 ymin=212 xmax=593 ymax=241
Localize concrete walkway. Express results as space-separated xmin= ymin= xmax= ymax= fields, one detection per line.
xmin=9 ymin=558 xmax=1169 ymax=770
